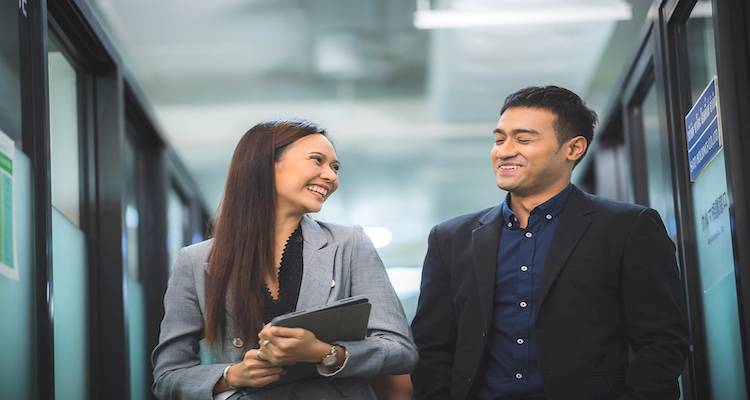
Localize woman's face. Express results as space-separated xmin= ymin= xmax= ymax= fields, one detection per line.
xmin=275 ymin=133 xmax=340 ymax=216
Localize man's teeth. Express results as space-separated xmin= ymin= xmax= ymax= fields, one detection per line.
xmin=307 ymin=185 xmax=328 ymax=196
xmin=499 ymin=165 xmax=519 ymax=170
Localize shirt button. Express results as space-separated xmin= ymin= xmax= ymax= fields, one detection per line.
xmin=515 ymin=373 xmax=523 ymax=379
xmin=520 ymin=265 xmax=528 ymax=272
xmin=525 ymin=232 xmax=533 ymax=238
xmin=507 ymin=222 xmax=512 ymax=228
xmin=232 ymin=337 xmax=244 ymax=348
xmin=546 ymin=214 xmax=553 ymax=220
xmin=517 ymin=338 xmax=525 ymax=345
xmin=519 ymin=301 xmax=528 ymax=308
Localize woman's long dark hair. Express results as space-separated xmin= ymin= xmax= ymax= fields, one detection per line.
xmin=204 ymin=119 xmax=327 ymax=346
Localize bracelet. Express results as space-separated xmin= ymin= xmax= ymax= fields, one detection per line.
xmin=223 ymin=364 xmax=237 ymax=389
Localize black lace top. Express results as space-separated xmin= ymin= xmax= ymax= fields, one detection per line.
xmin=263 ymin=224 xmax=304 ymax=323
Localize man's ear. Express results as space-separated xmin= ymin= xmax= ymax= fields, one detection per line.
xmin=566 ymin=136 xmax=588 ymax=162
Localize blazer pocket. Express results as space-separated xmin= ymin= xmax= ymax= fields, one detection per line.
xmin=582 ymin=371 xmax=626 ymax=400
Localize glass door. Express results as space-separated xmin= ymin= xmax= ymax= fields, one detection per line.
xmin=667 ymin=1 xmax=748 ymax=398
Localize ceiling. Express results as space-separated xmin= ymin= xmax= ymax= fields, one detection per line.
xmin=88 ymin=0 xmax=651 ymax=315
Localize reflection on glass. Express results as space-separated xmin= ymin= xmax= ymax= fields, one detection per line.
xmin=641 ymin=83 xmax=677 ymax=239
xmin=686 ymin=1 xmax=717 ymax=103
xmin=123 ymin=135 xmax=147 ymax=400
xmin=167 ymin=187 xmax=188 ymax=272
xmin=128 ymin=275 xmax=147 ymax=400
xmin=685 ymin=3 xmax=747 ymax=399
xmin=48 ymin=39 xmax=81 ymax=226
xmin=0 ymin=1 xmax=22 ymax=142
xmin=123 ymin=137 xmax=140 ymax=279
xmin=52 ymin=209 xmax=88 ymax=400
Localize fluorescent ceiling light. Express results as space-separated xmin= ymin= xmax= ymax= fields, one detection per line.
xmin=364 ymin=226 xmax=393 ymax=249
xmin=414 ymin=5 xmax=632 ymax=29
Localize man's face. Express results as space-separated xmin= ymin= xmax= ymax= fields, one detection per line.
xmin=491 ymin=107 xmax=580 ymax=197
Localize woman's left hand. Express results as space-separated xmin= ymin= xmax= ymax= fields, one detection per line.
xmin=257 ymin=324 xmax=330 ymax=366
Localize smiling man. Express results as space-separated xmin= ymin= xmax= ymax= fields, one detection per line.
xmin=411 ymin=86 xmax=689 ymax=400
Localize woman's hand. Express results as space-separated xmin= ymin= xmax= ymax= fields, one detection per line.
xmin=257 ymin=324 xmax=330 ymax=366
xmin=223 ymin=349 xmax=285 ymax=389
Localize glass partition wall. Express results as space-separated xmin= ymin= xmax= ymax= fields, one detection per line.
xmin=0 ymin=3 xmax=36 ymax=399
xmin=680 ymin=2 xmax=747 ymax=398
xmin=48 ymin=33 xmax=89 ymax=400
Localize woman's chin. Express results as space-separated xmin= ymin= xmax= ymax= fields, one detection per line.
xmin=303 ymin=203 xmax=323 ymax=214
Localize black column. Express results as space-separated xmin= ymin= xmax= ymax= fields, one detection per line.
xmin=19 ymin=0 xmax=54 ymax=399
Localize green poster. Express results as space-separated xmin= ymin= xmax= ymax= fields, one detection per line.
xmin=0 ymin=130 xmax=16 ymax=280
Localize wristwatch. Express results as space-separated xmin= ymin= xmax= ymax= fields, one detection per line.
xmin=320 ymin=345 xmax=339 ymax=367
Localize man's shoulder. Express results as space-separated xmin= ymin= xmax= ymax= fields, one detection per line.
xmin=581 ymin=189 xmax=649 ymax=217
xmin=433 ymin=206 xmax=498 ymax=234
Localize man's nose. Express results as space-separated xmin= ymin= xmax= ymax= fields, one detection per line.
xmin=494 ymin=140 xmax=517 ymax=158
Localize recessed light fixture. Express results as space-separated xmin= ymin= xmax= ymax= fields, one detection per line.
xmin=414 ymin=3 xmax=632 ymax=30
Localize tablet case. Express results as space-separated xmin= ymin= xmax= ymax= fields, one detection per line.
xmin=248 ymin=296 xmax=371 ymax=391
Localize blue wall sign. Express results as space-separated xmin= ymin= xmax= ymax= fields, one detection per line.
xmin=685 ymin=77 xmax=722 ymax=181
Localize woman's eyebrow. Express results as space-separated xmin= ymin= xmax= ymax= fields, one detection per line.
xmin=309 ymin=151 xmax=340 ymax=164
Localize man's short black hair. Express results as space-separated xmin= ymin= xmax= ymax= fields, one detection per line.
xmin=500 ymin=85 xmax=598 ymax=160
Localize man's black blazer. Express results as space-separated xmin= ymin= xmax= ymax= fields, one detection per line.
xmin=411 ymin=186 xmax=689 ymax=400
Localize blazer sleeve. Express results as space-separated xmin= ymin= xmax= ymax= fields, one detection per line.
xmin=151 ymin=248 xmax=230 ymax=400
xmin=410 ymin=225 xmax=456 ymax=400
xmin=327 ymin=226 xmax=419 ymax=378
xmin=620 ymin=208 xmax=690 ymax=399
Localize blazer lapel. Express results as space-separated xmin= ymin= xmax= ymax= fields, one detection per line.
xmin=296 ymin=215 xmax=337 ymax=310
xmin=471 ymin=205 xmax=503 ymax=331
xmin=536 ymin=187 xmax=595 ymax=312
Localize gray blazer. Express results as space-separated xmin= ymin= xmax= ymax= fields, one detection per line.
xmin=152 ymin=216 xmax=418 ymax=400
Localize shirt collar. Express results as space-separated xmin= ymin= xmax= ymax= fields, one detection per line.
xmin=500 ymin=184 xmax=573 ymax=228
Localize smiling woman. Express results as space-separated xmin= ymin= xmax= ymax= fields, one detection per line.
xmin=151 ymin=119 xmax=417 ymax=400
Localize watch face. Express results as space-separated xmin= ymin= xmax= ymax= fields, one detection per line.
xmin=322 ymin=354 xmax=338 ymax=367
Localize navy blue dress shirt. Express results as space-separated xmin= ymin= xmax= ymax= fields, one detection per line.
xmin=477 ymin=185 xmax=572 ymax=399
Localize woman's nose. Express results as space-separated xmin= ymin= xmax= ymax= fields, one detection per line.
xmin=320 ymin=166 xmax=337 ymax=181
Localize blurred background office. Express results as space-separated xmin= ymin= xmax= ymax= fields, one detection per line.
xmin=1 ymin=0 xmax=749 ymax=399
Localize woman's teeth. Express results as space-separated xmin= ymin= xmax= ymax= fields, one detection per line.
xmin=307 ymin=185 xmax=328 ymax=196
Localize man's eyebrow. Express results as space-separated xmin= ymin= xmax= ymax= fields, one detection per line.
xmin=493 ymin=128 xmax=541 ymax=135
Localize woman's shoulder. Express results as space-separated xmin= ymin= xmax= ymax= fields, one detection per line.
xmin=302 ymin=216 xmax=366 ymax=246
xmin=178 ymin=238 xmax=214 ymax=264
